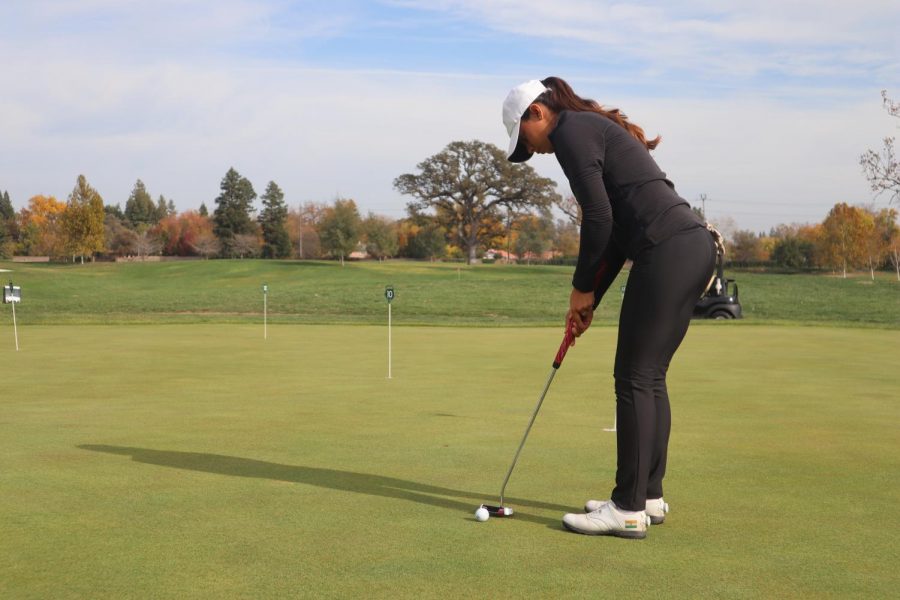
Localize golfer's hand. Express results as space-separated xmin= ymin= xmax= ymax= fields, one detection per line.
xmin=567 ymin=288 xmax=595 ymax=337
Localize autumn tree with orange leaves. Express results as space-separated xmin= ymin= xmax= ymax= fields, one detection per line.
xmin=0 ymin=190 xmax=13 ymax=257
xmin=17 ymin=195 xmax=67 ymax=256
xmin=820 ymin=203 xmax=873 ymax=277
xmin=872 ymin=207 xmax=899 ymax=280
xmin=153 ymin=211 xmax=214 ymax=256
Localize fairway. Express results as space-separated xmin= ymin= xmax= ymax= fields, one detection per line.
xmin=3 ymin=324 xmax=898 ymax=598
xmin=3 ymin=259 xmax=899 ymax=328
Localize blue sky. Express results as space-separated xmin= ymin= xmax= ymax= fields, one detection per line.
xmin=1 ymin=0 xmax=898 ymax=232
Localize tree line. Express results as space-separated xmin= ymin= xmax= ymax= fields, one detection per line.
xmin=712 ymin=89 xmax=900 ymax=279
xmin=0 ymin=89 xmax=897 ymax=274
xmin=0 ymin=141 xmax=572 ymax=265
xmin=708 ymin=204 xmax=899 ymax=280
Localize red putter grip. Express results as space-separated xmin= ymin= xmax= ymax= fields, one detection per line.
xmin=552 ymin=320 xmax=576 ymax=369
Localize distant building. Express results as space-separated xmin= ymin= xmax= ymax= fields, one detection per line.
xmin=485 ymin=249 xmax=517 ymax=262
xmin=484 ymin=248 xmax=561 ymax=263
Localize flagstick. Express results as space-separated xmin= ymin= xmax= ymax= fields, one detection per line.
xmin=387 ymin=301 xmax=392 ymax=379
xmin=384 ymin=285 xmax=395 ymax=379
xmin=12 ymin=300 xmax=19 ymax=351
xmin=262 ymin=284 xmax=268 ymax=340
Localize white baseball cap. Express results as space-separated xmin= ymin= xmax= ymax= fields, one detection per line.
xmin=502 ymin=79 xmax=550 ymax=162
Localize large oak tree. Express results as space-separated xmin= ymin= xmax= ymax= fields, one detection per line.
xmin=394 ymin=140 xmax=560 ymax=264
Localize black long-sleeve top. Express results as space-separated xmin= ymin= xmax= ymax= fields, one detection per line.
xmin=548 ymin=110 xmax=703 ymax=300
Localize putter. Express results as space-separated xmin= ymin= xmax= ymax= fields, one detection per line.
xmin=481 ymin=321 xmax=577 ymax=517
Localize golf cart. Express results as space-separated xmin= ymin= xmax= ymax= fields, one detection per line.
xmin=693 ymin=262 xmax=742 ymax=319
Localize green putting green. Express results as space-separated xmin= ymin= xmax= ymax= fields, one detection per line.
xmin=3 ymin=324 xmax=897 ymax=598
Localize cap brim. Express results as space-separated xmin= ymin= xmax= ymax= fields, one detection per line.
xmin=506 ymin=120 xmax=533 ymax=163
xmin=508 ymin=140 xmax=533 ymax=163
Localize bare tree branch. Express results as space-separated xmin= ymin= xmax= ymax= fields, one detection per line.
xmin=131 ymin=229 xmax=161 ymax=258
xmin=554 ymin=195 xmax=581 ymax=226
xmin=860 ymin=90 xmax=900 ymax=205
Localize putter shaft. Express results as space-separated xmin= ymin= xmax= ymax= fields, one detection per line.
xmin=498 ymin=366 xmax=558 ymax=507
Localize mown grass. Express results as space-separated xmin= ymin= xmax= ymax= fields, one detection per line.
xmin=2 ymin=324 xmax=899 ymax=599
xmin=2 ymin=259 xmax=898 ymax=327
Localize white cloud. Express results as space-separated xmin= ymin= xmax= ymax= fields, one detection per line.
xmin=1 ymin=52 xmax=887 ymax=230
xmin=3 ymin=0 xmax=352 ymax=63
xmin=0 ymin=55 xmax=506 ymax=215
xmin=0 ymin=1 xmax=895 ymax=232
xmin=636 ymin=95 xmax=889 ymax=227
xmin=389 ymin=0 xmax=900 ymax=82
xmin=524 ymin=88 xmax=890 ymax=229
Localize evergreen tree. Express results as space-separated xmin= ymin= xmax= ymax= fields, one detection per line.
xmin=213 ymin=167 xmax=257 ymax=257
xmin=105 ymin=203 xmax=125 ymax=219
xmin=0 ymin=190 xmax=12 ymax=256
xmin=0 ymin=191 xmax=14 ymax=220
xmin=124 ymin=180 xmax=158 ymax=229
xmin=155 ymin=195 xmax=173 ymax=221
xmin=199 ymin=202 xmax=208 ymax=217
xmin=258 ymin=181 xmax=291 ymax=259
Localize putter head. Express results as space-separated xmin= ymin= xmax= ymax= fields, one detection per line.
xmin=482 ymin=504 xmax=514 ymax=517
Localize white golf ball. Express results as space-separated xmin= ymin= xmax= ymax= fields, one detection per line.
xmin=474 ymin=507 xmax=489 ymax=522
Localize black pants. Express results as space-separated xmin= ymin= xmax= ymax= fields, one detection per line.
xmin=610 ymin=226 xmax=716 ymax=511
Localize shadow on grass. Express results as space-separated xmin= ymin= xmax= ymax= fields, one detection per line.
xmin=78 ymin=445 xmax=567 ymax=527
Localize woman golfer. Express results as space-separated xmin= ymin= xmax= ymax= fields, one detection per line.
xmin=502 ymin=77 xmax=719 ymax=538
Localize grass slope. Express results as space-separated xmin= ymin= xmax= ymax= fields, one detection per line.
xmin=2 ymin=324 xmax=899 ymax=598
xmin=2 ymin=259 xmax=898 ymax=328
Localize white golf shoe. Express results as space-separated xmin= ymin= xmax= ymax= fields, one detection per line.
xmin=562 ymin=502 xmax=650 ymax=539
xmin=584 ymin=497 xmax=669 ymax=524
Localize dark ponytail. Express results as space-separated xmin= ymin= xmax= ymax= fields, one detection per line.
xmin=525 ymin=76 xmax=661 ymax=151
